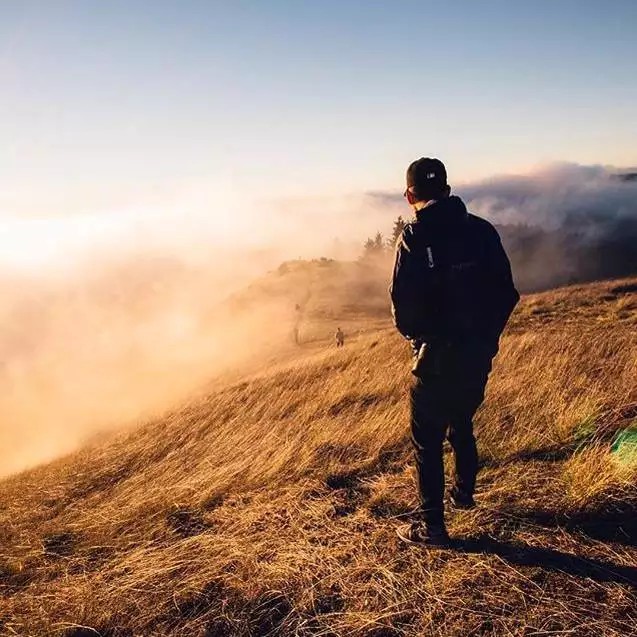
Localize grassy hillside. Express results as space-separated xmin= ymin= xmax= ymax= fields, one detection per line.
xmin=0 ymin=275 xmax=636 ymax=636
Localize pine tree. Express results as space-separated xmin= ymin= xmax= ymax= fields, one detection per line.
xmin=363 ymin=232 xmax=386 ymax=258
xmin=363 ymin=237 xmax=376 ymax=254
xmin=388 ymin=216 xmax=406 ymax=249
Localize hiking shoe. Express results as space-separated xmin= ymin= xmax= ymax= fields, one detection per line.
xmin=396 ymin=522 xmax=450 ymax=547
xmin=449 ymin=489 xmax=476 ymax=510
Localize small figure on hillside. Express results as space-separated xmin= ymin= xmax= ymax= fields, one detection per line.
xmin=391 ymin=158 xmax=519 ymax=547
xmin=335 ymin=327 xmax=345 ymax=348
xmin=293 ymin=304 xmax=302 ymax=345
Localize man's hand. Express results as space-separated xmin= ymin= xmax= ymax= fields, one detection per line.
xmin=411 ymin=342 xmax=428 ymax=377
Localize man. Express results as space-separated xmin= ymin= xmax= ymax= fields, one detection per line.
xmin=390 ymin=157 xmax=519 ymax=546
xmin=335 ymin=327 xmax=345 ymax=348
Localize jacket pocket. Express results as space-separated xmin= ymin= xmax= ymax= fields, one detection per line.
xmin=412 ymin=342 xmax=447 ymax=378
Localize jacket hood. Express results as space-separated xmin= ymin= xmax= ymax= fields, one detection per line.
xmin=414 ymin=195 xmax=468 ymax=229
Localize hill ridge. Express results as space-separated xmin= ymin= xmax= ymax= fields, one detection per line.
xmin=0 ymin=277 xmax=635 ymax=636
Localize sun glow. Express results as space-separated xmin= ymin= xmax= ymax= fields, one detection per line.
xmin=0 ymin=188 xmax=242 ymax=273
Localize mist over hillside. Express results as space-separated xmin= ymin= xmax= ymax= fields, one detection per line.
xmin=463 ymin=163 xmax=637 ymax=289
xmin=0 ymin=253 xmax=295 ymax=476
xmin=0 ymin=162 xmax=635 ymax=475
xmin=0 ymin=277 xmax=634 ymax=636
xmin=370 ymin=162 xmax=637 ymax=291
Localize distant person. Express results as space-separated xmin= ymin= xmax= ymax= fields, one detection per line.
xmin=294 ymin=304 xmax=302 ymax=345
xmin=335 ymin=327 xmax=345 ymax=348
xmin=390 ymin=158 xmax=519 ymax=547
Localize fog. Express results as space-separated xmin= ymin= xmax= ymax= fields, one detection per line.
xmin=370 ymin=162 xmax=637 ymax=231
xmin=459 ymin=163 xmax=637 ymax=231
xmin=370 ymin=162 xmax=637 ymax=290
xmin=1 ymin=162 xmax=636 ymax=476
xmin=461 ymin=163 xmax=637 ymax=289
xmin=0 ymin=198 xmax=319 ymax=475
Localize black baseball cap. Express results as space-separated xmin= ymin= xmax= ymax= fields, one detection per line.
xmin=406 ymin=157 xmax=448 ymax=200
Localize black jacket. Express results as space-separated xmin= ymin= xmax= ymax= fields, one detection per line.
xmin=390 ymin=196 xmax=519 ymax=348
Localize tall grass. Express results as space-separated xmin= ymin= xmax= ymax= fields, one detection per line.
xmin=0 ymin=277 xmax=635 ymax=636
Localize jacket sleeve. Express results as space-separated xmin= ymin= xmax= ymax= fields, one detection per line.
xmin=390 ymin=227 xmax=425 ymax=341
xmin=484 ymin=224 xmax=520 ymax=339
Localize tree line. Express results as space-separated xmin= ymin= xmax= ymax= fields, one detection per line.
xmin=362 ymin=216 xmax=407 ymax=258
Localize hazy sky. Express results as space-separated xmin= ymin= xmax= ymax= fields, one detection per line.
xmin=1 ymin=0 xmax=636 ymax=218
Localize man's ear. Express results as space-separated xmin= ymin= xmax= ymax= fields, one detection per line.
xmin=406 ymin=189 xmax=418 ymax=205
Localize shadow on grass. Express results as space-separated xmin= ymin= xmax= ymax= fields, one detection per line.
xmin=453 ymin=536 xmax=637 ymax=588
xmin=502 ymin=504 xmax=637 ymax=546
xmin=610 ymin=282 xmax=637 ymax=295
xmin=504 ymin=445 xmax=577 ymax=463
xmin=480 ymin=444 xmax=577 ymax=469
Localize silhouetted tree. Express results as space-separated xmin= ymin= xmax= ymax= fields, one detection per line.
xmin=363 ymin=231 xmax=386 ymax=258
xmin=363 ymin=237 xmax=376 ymax=255
xmin=388 ymin=216 xmax=406 ymax=249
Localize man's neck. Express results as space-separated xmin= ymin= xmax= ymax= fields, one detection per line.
xmin=413 ymin=199 xmax=437 ymax=212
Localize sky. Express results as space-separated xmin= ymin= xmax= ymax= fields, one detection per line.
xmin=0 ymin=1 xmax=636 ymax=226
xmin=0 ymin=1 xmax=636 ymax=471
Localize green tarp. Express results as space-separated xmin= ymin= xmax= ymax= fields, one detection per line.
xmin=611 ymin=427 xmax=637 ymax=467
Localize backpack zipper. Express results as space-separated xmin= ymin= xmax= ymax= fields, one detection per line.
xmin=426 ymin=246 xmax=435 ymax=268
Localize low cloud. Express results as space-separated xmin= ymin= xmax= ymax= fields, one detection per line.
xmin=0 ymin=162 xmax=635 ymax=475
xmin=458 ymin=162 xmax=637 ymax=232
xmin=369 ymin=162 xmax=637 ymax=290
xmin=370 ymin=162 xmax=637 ymax=230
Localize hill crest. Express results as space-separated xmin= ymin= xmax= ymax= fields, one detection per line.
xmin=0 ymin=277 xmax=635 ymax=636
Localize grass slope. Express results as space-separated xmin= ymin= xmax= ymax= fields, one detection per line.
xmin=0 ymin=276 xmax=636 ymax=637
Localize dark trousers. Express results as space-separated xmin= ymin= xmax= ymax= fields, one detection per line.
xmin=410 ymin=344 xmax=493 ymax=526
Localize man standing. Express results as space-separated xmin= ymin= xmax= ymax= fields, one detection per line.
xmin=335 ymin=327 xmax=345 ymax=348
xmin=390 ymin=158 xmax=519 ymax=546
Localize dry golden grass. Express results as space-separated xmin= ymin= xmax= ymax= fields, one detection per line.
xmin=0 ymin=276 xmax=635 ymax=636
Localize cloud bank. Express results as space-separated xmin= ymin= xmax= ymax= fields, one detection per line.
xmin=458 ymin=163 xmax=637 ymax=232
xmin=369 ymin=162 xmax=637 ymax=290
xmin=0 ymin=161 xmax=635 ymax=475
xmin=370 ymin=162 xmax=637 ymax=230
